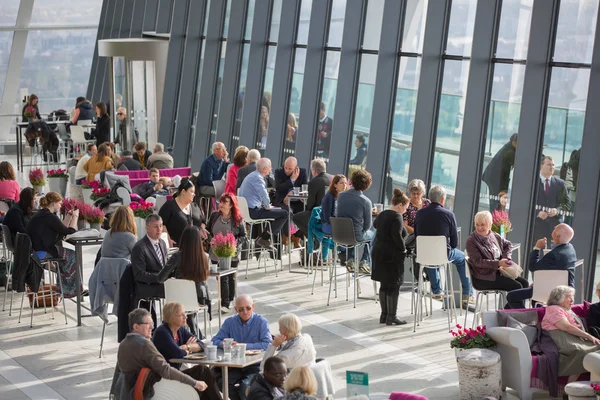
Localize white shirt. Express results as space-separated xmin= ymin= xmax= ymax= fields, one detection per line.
xmin=540 ymin=174 xmax=551 ymax=185
xmin=75 ymin=153 xmax=92 ymax=180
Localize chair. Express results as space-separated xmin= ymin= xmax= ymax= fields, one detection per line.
xmin=531 ymin=269 xmax=568 ymax=305
xmin=413 ymin=236 xmax=457 ymax=332
xmin=77 ymin=119 xmax=92 ymax=127
xmin=57 ymin=123 xmax=71 ymax=161
xmin=310 ymin=359 xmax=335 ymax=400
xmin=117 ymin=187 xmax=131 ymax=205
xmin=0 ymin=200 xmax=10 ymax=214
xmin=70 ymin=125 xmax=94 ymax=154
xmin=463 ymin=257 xmax=506 ymax=328
xmin=155 ymin=195 xmax=168 ymax=212
xmin=163 ymin=279 xmax=209 ymax=338
xmin=212 ymin=180 xmax=226 ymax=206
xmin=1 ymin=225 xmax=14 ymax=313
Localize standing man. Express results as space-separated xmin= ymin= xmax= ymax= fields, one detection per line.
xmin=534 ymin=156 xmax=571 ymax=244
xmin=316 ymin=102 xmax=333 ymax=160
xmin=482 ymin=133 xmax=517 ymax=211
xmin=197 ymin=142 xmax=229 ymax=196
xmin=293 ymin=158 xmax=330 ymax=237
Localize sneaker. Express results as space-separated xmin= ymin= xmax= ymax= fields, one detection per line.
xmin=346 ymin=259 xmax=354 ymax=273
xmin=431 ymin=292 xmax=443 ymax=301
xmin=359 ymin=261 xmax=371 ymax=274
xmin=338 ymin=252 xmax=347 ymax=266
xmin=462 ymin=295 xmax=476 ymax=307
xmin=256 ymin=238 xmax=274 ymax=250
xmin=221 ymin=306 xmax=231 ymax=314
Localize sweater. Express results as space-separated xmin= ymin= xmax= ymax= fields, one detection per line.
xmin=260 ymin=334 xmax=316 ymax=371
xmin=152 ymin=323 xmax=196 ymax=368
xmin=26 ymin=209 xmax=76 ymax=257
xmin=0 ymin=180 xmax=20 ymax=202
xmin=3 ymin=202 xmax=31 ymax=242
xmin=83 ymin=155 xmax=113 ymax=182
xmin=100 ymin=230 xmax=137 ymax=259
xmin=147 ymin=152 xmax=174 ymax=170
xmin=336 ymin=189 xmax=372 ymax=241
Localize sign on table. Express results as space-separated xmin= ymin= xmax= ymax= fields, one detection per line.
xmin=346 ymin=370 xmax=369 ymax=398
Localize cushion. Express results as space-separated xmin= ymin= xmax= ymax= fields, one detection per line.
xmin=506 ymin=314 xmax=537 ymax=348
xmin=572 ymin=301 xmax=591 ymax=318
xmin=104 ymin=172 xmax=132 ymax=193
xmin=497 ymin=309 xmax=539 ymax=327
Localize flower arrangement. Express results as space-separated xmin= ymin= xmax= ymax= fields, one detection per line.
xmin=210 ymin=232 xmax=237 ymax=258
xmin=60 ymin=198 xmax=80 ymax=215
xmin=80 ymin=204 xmax=105 ymax=224
xmin=491 ymin=210 xmax=512 ymax=235
xmin=590 ymin=383 xmax=600 ymax=395
xmin=449 ymin=324 xmax=495 ymax=350
xmin=47 ymin=168 xmax=69 ymax=179
xmin=90 ymin=187 xmax=111 ymax=200
xmin=81 ymin=179 xmax=100 ymax=190
xmin=29 ymin=168 xmax=45 ymax=186
xmin=24 ymin=106 xmax=36 ymax=118
xmin=129 ymin=201 xmax=154 ymax=219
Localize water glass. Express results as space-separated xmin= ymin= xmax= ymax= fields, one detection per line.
xmin=235 ymin=343 xmax=247 ymax=359
xmin=223 ymin=338 xmax=234 ymax=358
xmin=375 ymin=203 xmax=384 ymax=213
xmin=206 ymin=345 xmax=217 ymax=361
xmin=301 ymin=184 xmax=308 ymax=193
xmin=293 ymin=187 xmax=300 ymax=196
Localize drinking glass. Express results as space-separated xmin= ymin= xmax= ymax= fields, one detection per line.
xmin=301 ymin=184 xmax=308 ymax=193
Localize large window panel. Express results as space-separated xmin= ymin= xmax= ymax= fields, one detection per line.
xmin=363 ymin=0 xmax=385 ymax=50
xmin=315 ymin=51 xmax=340 ymax=162
xmin=0 ymin=32 xmax=14 ymax=106
xmin=210 ymin=42 xmax=227 ymax=145
xmin=245 ymin=0 xmax=256 ymax=40
xmin=284 ymin=48 xmax=307 ymax=157
xmin=553 ymin=0 xmax=599 ymax=64
xmin=269 ymin=0 xmax=283 ymax=43
xmin=231 ymin=44 xmax=251 ymax=150
xmin=446 ymin=0 xmax=477 ymax=56
xmin=496 ymin=0 xmax=534 ymax=60
xmin=0 ymin=1 xmax=20 ymax=26
xmin=30 ymin=0 xmax=102 ymax=26
xmin=402 ymin=0 xmax=428 ymax=53
xmin=297 ymin=0 xmax=313 ymax=45
xmin=256 ymin=46 xmax=277 ymax=152
xmin=327 ymin=0 xmax=347 ymax=48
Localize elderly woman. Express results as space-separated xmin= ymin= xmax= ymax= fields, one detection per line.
xmin=261 ymin=313 xmax=316 ymax=372
xmin=278 ymin=366 xmax=318 ymax=400
xmin=542 ymin=286 xmax=600 ymax=379
xmin=465 ymin=211 xmax=528 ymax=294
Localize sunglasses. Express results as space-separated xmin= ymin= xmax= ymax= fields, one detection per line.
xmin=117 ymin=112 xmax=124 ymax=116
xmin=237 ymin=306 xmax=252 ymax=312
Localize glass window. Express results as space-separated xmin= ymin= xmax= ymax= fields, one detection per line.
xmin=210 ymin=42 xmax=227 ymax=149
xmin=256 ymin=46 xmax=277 ymax=152
xmin=223 ymin=0 xmax=233 ymax=37
xmin=431 ymin=60 xmax=470 ymax=211
xmin=0 ymin=1 xmax=20 ymax=26
xmin=284 ymin=48 xmax=307 ymax=157
xmin=554 ymin=0 xmax=599 ymax=64
xmin=315 ymin=51 xmax=340 ymax=163
xmin=362 ymin=0 xmax=385 ymax=50
xmin=402 ymin=0 xmax=428 ymax=53
xmin=327 ymin=0 xmax=347 ymax=47
xmin=203 ymin=0 xmax=212 ymax=36
xmin=30 ymin=0 xmax=102 ymax=26
xmin=495 ymin=0 xmax=533 ymax=60
xmin=269 ymin=0 xmax=283 ymax=42
xmin=245 ymin=0 xmax=256 ymax=40
xmin=446 ymin=0 xmax=477 ymax=57
xmin=0 ymin=32 xmax=14 ymax=106
xmin=231 ymin=44 xmax=251 ymax=150
xmin=297 ymin=0 xmax=313 ymax=45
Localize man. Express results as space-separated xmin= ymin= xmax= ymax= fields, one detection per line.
xmin=506 ymin=224 xmax=577 ymax=309
xmin=273 ymin=156 xmax=308 ymax=213
xmin=118 ymin=308 xmax=208 ymax=397
xmin=133 ymin=142 xmax=152 ymax=169
xmin=197 ymin=142 xmax=229 ymax=196
xmin=247 ymin=357 xmax=286 ymax=400
xmin=75 ymin=143 xmax=97 ymax=184
xmin=147 ymin=142 xmax=174 ymax=170
xmin=316 ymin=102 xmax=333 ymax=160
xmin=482 ymin=133 xmax=517 ymax=212
xmin=237 ymin=149 xmax=275 ymax=191
xmin=414 ymin=185 xmax=473 ymax=306
xmin=534 ymin=156 xmax=571 ymax=244
xmin=134 ymin=168 xmax=168 ymax=199
xmin=349 ymin=135 xmax=368 ymax=166
xmin=117 ymin=150 xmax=143 ymax=171
xmin=239 ymin=158 xmax=288 ymax=250
xmin=293 ymin=158 xmax=330 ymax=238
xmin=212 ymin=294 xmax=272 ymax=400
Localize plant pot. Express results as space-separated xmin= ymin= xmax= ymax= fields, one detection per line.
xmin=48 ymin=177 xmax=67 ymax=197
xmin=82 ymin=188 xmax=94 ymax=205
xmin=32 ymin=185 xmax=44 ymax=195
xmin=135 ymin=217 xmax=146 ymax=239
xmin=218 ymin=257 xmax=232 ymax=271
xmin=90 ymin=222 xmax=101 ymax=231
xmin=210 ymin=263 xmax=219 ymax=274
xmin=77 ymin=219 xmax=89 ymax=230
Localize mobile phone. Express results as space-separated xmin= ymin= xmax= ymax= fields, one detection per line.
xmin=505 ymin=261 xmax=512 ymax=265
xmin=73 ymin=206 xmax=78 ymax=211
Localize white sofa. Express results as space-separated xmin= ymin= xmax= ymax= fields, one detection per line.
xmin=583 ymin=352 xmax=600 ymax=382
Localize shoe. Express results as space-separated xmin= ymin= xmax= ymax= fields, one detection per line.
xmin=346 ymin=259 xmax=354 ymax=273
xmin=359 ymin=261 xmax=371 ymax=274
xmin=221 ymin=306 xmax=230 ymax=314
xmin=431 ymin=292 xmax=443 ymax=301
xmin=81 ymin=289 xmax=89 ymax=297
xmin=338 ymin=252 xmax=347 ymax=266
xmin=256 ymin=238 xmax=274 ymax=250
xmin=379 ymin=291 xmax=387 ymax=323
xmin=386 ymin=293 xmax=407 ymax=325
xmin=462 ymin=295 xmax=476 ymax=307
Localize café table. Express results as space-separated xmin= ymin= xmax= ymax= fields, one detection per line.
xmin=170 ymin=349 xmax=264 ymax=400
xmin=210 ymin=268 xmax=237 ymax=329
xmin=287 ymin=192 xmax=308 ymax=274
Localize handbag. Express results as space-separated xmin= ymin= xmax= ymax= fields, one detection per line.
xmin=498 ymin=262 xmax=524 ymax=280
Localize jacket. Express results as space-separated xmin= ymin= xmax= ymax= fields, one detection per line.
xmin=306 ymin=172 xmax=330 ymax=210
xmin=198 ymin=154 xmax=228 ymax=187
xmin=306 ymin=207 xmax=334 ymax=260
xmin=75 ymin=101 xmax=95 ymax=122
xmin=152 ymin=323 xmax=196 ymax=368
xmin=260 ymin=333 xmax=316 ymax=371
xmin=93 ymin=114 xmax=110 ymax=145
xmin=320 ymin=192 xmax=336 ymax=227
xmin=273 ymin=167 xmax=308 ymax=207
xmin=12 ymin=233 xmax=43 ymax=293
xmin=414 ymin=202 xmax=459 ymax=254
xmin=133 ymin=150 xmax=153 ymax=169
xmin=131 ymin=236 xmax=167 ymax=300
xmin=248 ymin=373 xmax=284 ymax=400
xmin=83 ymin=155 xmax=113 ymax=182
xmin=26 ymin=209 xmax=76 ymax=258
xmin=529 ymin=243 xmax=577 ymax=287
xmin=117 ymin=158 xmax=143 ymax=171
xmin=465 ymin=231 xmax=512 ymax=281
xmin=3 ymin=203 xmax=31 ymax=243
xmin=147 ymin=152 xmax=174 ymax=170
xmin=134 ymin=180 xmax=159 ymax=200
xmin=117 ymin=265 xmax=136 ymax=342
xmin=277 ymin=389 xmax=317 ymax=400
xmin=349 ymin=143 xmax=368 ymax=166
xmin=371 ymin=210 xmax=407 ymax=283
xmin=482 ymin=141 xmax=515 ymax=192
xmin=88 ymin=257 xmax=130 ymax=322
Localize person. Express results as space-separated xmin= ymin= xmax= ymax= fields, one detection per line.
xmin=492 ymin=190 xmax=511 ymax=230
xmin=26 ymin=192 xmax=80 ymax=298
xmin=293 ymin=159 xmax=330 ymax=238
xmin=239 ymin=158 xmax=288 ymax=250
xmin=402 ymin=179 xmax=430 ymax=280
xmin=21 ymin=94 xmax=41 ymax=122
xmin=114 ymin=107 xmax=138 ymax=148
xmin=83 ymin=143 xmax=113 ymax=182
xmin=337 ymin=170 xmax=375 ymax=274
xmin=285 ymin=113 xmax=297 ymax=153
xmin=105 ymin=141 xmax=120 ymax=167
xmin=316 ymin=102 xmax=332 ymax=160
xmin=225 ymin=147 xmax=249 ymax=195
xmin=237 ymin=149 xmax=262 ymax=190
xmin=75 ymin=144 xmax=97 ymax=184
xmin=134 ymin=168 xmax=167 ymax=200
xmin=261 ymin=313 xmax=316 ymax=371
xmin=320 ymin=174 xmax=347 ymax=236
xmin=147 ymin=142 xmax=174 ymax=170
xmin=505 ymin=223 xmax=577 ymax=309
xmin=541 ymin=286 xmax=600 ymax=380
xmin=349 ymin=135 xmax=368 ymax=166
xmin=0 ymin=161 xmax=20 ymax=202
xmin=92 ymin=102 xmax=110 ymax=145
xmin=70 ymin=96 xmax=95 ymax=124
xmin=212 ymin=294 xmax=272 ymax=400
xmin=372 ymin=189 xmax=410 ymax=325
xmin=118 ymin=308 xmax=209 ymax=398
xmin=206 ymin=193 xmax=246 ymax=311
xmin=100 ymin=205 xmax=137 ymax=260
xmin=465 ymin=211 xmax=528 ymax=300
xmin=482 ymin=133 xmax=517 ymax=212
xmin=278 ymin=366 xmax=318 ymax=400
xmin=258 ymin=106 xmax=269 ymax=150
xmin=248 ymin=357 xmax=287 ymax=400
xmin=274 ymin=156 xmax=309 ymax=213
xmin=117 ymin=150 xmax=143 ymax=171
xmin=534 ymin=156 xmax=571 ymax=244
xmin=197 ymin=142 xmax=229 ymax=196
xmin=3 ymin=187 xmax=35 ymax=242
xmin=159 ymin=178 xmax=207 ymax=247
xmin=133 ymin=142 xmax=153 ymax=169
xmin=414 ymin=185 xmax=473 ymax=306
xmin=151 ymin=302 xmax=221 ymax=400
xmin=157 ymin=226 xmax=211 ymax=334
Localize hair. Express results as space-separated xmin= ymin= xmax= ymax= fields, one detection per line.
xmin=134 ymin=142 xmax=146 ymax=151
xmin=128 ymin=308 xmax=150 ymax=331
xmin=145 ymin=214 xmax=162 ymax=226
xmin=17 ymin=187 xmax=35 ymax=216
xmin=320 ymin=102 xmax=326 ymax=112
xmin=162 ymin=301 xmax=183 ymax=324
xmin=288 ymin=113 xmax=297 ymax=129
xmin=407 ymin=179 xmax=426 ymax=195
xmin=175 ymin=177 xmax=194 ymax=198
xmin=350 ymin=170 xmax=372 ymax=192
xmin=474 ymin=211 xmax=493 ymax=228
xmin=264 ymin=356 xmax=285 ymax=373
xmin=0 ymin=161 xmax=16 ymax=181
xmin=149 ymin=168 xmax=159 ymax=176
xmin=391 ymin=188 xmax=409 ymax=207
xmin=547 ymin=285 xmax=575 ymax=307
xmin=355 ymin=135 xmax=365 ymax=145
xmin=233 ymin=148 xmax=249 ymax=167
xmin=104 ymin=141 xmax=115 ymax=152
xmin=212 ymin=142 xmax=225 ymax=151
xmin=541 ymin=155 xmax=554 ymax=166
xmin=496 ymin=190 xmax=508 ymax=211
xmin=510 ymin=133 xmax=518 ymax=143
xmin=75 ymin=96 xmax=86 ymax=106
xmin=596 ymin=281 xmax=600 ymax=292
xmin=219 ymin=193 xmax=243 ymax=226
xmin=235 ymin=293 xmax=253 ymax=307
xmin=279 ymin=313 xmax=302 ymax=338
xmin=154 ymin=142 xmax=164 ymax=152
xmin=328 ymin=174 xmax=346 ymax=199
xmin=428 ymin=185 xmax=446 ymax=204
xmin=311 ymin=159 xmax=326 ymax=175
xmin=117 ymin=107 xmax=127 ymax=116
xmin=179 ymin=226 xmax=209 ymax=282
xmin=247 ymin=149 xmax=261 ymax=162
xmin=95 ymin=102 xmax=107 ymax=116
xmin=39 ymin=192 xmax=62 ymax=209
xmin=257 ymin=158 xmax=271 ymax=171
xmin=28 ymin=94 xmax=39 ymax=107
xmin=97 ymin=143 xmax=109 ymax=160
xmin=86 ymin=143 xmax=96 ymax=153
xmin=110 ymin=205 xmax=137 ymax=236
xmin=284 ymin=366 xmax=318 ymax=395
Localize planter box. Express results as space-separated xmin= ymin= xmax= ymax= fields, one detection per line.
xmin=82 ymin=188 xmax=94 ymax=205
xmin=48 ymin=177 xmax=67 ymax=197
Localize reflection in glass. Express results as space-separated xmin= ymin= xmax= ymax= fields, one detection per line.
xmin=30 ymin=0 xmax=102 ymax=26
xmin=223 ymin=0 xmax=233 ymax=37
xmin=245 ymin=0 xmax=256 ymax=39
xmin=113 ymin=57 xmax=129 ymax=147
xmin=495 ymin=0 xmax=533 ymax=60
xmin=284 ymin=49 xmax=307 ymax=157
xmin=231 ymin=44 xmax=251 ymax=150
xmin=256 ymin=46 xmax=277 ymax=152
xmin=316 ymin=52 xmax=341 ymax=162
xmin=402 ymin=0 xmax=429 ymax=53
xmin=554 ymin=0 xmax=599 ymax=64
xmin=327 ymin=0 xmax=347 ymax=48
xmin=0 ymin=32 xmax=14 ymax=107
xmin=446 ymin=0 xmax=477 ymax=56
xmin=297 ymin=0 xmax=313 ymax=45
xmin=210 ymin=42 xmax=227 ymax=148
xmin=270 ymin=0 xmax=283 ymax=42
xmin=363 ymin=0 xmax=385 ymax=50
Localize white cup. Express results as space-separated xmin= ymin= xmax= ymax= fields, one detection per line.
xmin=375 ymin=203 xmax=383 ymax=213
xmin=206 ymin=345 xmax=217 ymax=360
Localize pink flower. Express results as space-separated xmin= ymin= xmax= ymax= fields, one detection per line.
xmin=461 ymin=339 xmax=466 ymax=344
xmin=456 ymin=324 xmax=462 ymax=329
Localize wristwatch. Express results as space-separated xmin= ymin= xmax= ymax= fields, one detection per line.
xmin=186 ymin=344 xmax=190 ymax=351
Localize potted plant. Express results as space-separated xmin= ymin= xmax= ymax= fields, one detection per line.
xmin=450 ymin=324 xmax=495 ymax=355
xmin=23 ymin=105 xmax=37 ymax=122
xmin=130 ymin=201 xmax=154 ymax=238
xmin=47 ymin=169 xmax=68 ymax=197
xmin=29 ymin=168 xmax=45 ymax=194
xmin=210 ymin=232 xmax=237 ymax=272
xmin=91 ymin=187 xmax=111 ymax=201
xmin=589 ymin=383 xmax=600 ymax=400
xmin=81 ymin=180 xmax=99 ymax=205
xmin=491 ymin=210 xmax=511 ymax=238
xmin=83 ymin=205 xmax=105 ymax=231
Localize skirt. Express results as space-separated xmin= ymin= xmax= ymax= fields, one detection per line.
xmin=547 ymin=328 xmax=600 ymax=376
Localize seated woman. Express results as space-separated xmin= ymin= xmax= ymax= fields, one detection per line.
xmin=206 ymin=193 xmax=246 ymax=311
xmin=83 ymin=143 xmax=113 ymax=182
xmin=25 ymin=192 xmax=80 ymax=298
xmin=465 ymin=211 xmax=528 ymax=297
xmin=159 ymin=178 xmax=206 ymax=247
xmin=261 ymin=314 xmax=316 ymax=372
xmin=225 ymin=147 xmax=249 ymax=195
xmin=402 ymin=178 xmax=430 ymax=248
xmin=0 ymin=161 xmax=20 ymax=202
xmin=320 ymin=174 xmax=347 ymax=235
xmin=100 ymin=205 xmax=137 ymax=260
xmin=278 ymin=366 xmax=318 ymax=400
xmin=158 ymin=226 xmax=211 ymax=336
xmin=542 ymin=286 xmax=600 ymax=380
xmin=152 ymin=301 xmax=222 ymax=400
xmin=3 ymin=187 xmax=35 ymax=242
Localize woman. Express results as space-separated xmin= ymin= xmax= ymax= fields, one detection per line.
xmin=70 ymin=96 xmax=94 ymax=124
xmin=3 ymin=187 xmax=35 ymax=242
xmin=541 ymin=286 xmax=600 ymax=379
xmin=159 ymin=178 xmax=206 ymax=247
xmin=225 ymin=147 xmax=248 ymax=195
xmin=100 ymin=205 xmax=137 ymax=259
xmin=349 ymin=135 xmax=368 ymax=166
xmin=279 ymin=366 xmax=318 ymax=400
xmin=21 ymin=94 xmax=41 ymax=122
xmin=402 ymin=179 xmax=430 ymax=238
xmin=92 ymin=102 xmax=110 ymax=145
xmin=157 ymin=226 xmax=211 ymax=335
xmin=258 ymin=106 xmax=269 ymax=150
xmin=206 ymin=193 xmax=246 ymax=311
xmin=133 ymin=142 xmax=152 ymax=169
xmin=152 ymin=302 xmax=222 ymax=400
xmin=25 ymin=192 xmax=80 ymax=298
xmin=465 ymin=211 xmax=528 ymax=295
xmin=320 ymin=174 xmax=347 ymax=235
xmin=104 ymin=141 xmax=120 ymax=166
xmin=0 ymin=161 xmax=20 ymax=202
xmin=372 ymin=189 xmax=410 ymax=325
xmin=492 ymin=190 xmax=511 ymax=230
xmin=261 ymin=313 xmax=316 ymax=372
xmin=83 ymin=143 xmax=113 ymax=182
xmin=286 ymin=113 xmax=297 ymax=143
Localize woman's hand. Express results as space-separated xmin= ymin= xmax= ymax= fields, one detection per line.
xmin=187 ymin=336 xmax=197 ymax=345
xmin=195 ymin=381 xmax=208 ymax=391
xmin=200 ymin=228 xmax=208 ymax=239
xmin=272 ymin=334 xmax=287 ymax=348
xmin=588 ymin=335 xmax=600 ymax=345
xmin=498 ymin=259 xmax=511 ymax=268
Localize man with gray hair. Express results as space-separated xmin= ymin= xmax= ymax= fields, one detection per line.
xmin=414 ymin=185 xmax=473 ymax=306
xmin=147 ymin=142 xmax=174 ymax=169
xmin=293 ymin=158 xmax=331 ymax=243
xmin=237 ymin=149 xmax=272 ymax=190
xmin=197 ymin=141 xmax=229 ymax=196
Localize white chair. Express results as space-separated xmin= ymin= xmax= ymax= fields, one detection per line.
xmin=70 ymin=125 xmax=94 ymax=154
xmin=116 ymin=187 xmax=131 ymax=205
xmin=310 ymin=359 xmax=335 ymax=400
xmin=531 ymin=269 xmax=569 ymax=305
xmin=163 ymin=279 xmax=210 ymax=338
xmin=77 ymin=119 xmax=92 ymax=126
xmin=152 ymin=379 xmax=200 ymax=400
xmin=155 ymin=195 xmax=168 ymax=212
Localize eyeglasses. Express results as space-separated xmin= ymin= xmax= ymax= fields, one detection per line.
xmin=237 ymin=306 xmax=252 ymax=312
xmin=117 ymin=112 xmax=124 ymax=116
xmin=139 ymin=322 xmax=154 ymax=328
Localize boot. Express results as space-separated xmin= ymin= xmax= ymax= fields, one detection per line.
xmin=282 ymin=234 xmax=289 ymax=246
xmin=379 ymin=291 xmax=388 ymax=323
xmin=386 ymin=292 xmax=407 ymax=325
xmin=291 ymin=235 xmax=301 ymax=249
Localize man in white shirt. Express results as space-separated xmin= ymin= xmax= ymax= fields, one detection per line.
xmin=75 ymin=143 xmax=97 ymax=184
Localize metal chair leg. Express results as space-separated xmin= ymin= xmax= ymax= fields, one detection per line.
xmin=99 ymin=319 xmax=106 ymax=358
xmin=55 ymin=263 xmax=67 ymax=325
xmin=19 ymin=291 xmax=25 ymax=323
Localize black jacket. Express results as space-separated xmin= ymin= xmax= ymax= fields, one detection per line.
xmin=117 ymin=264 xmax=135 ymax=342
xmin=248 ymin=373 xmax=282 ymax=400
xmin=131 ymin=236 xmax=167 ymax=300
xmin=371 ymin=210 xmax=407 ymax=283
xmin=529 ymin=243 xmax=577 ymax=287
xmin=307 ymin=172 xmax=330 ymax=211
xmin=273 ymin=167 xmax=308 ymax=207
xmin=93 ymin=114 xmax=111 ymax=145
xmin=482 ymin=141 xmax=515 ymax=192
xmin=117 ymin=158 xmax=143 ymax=171
xmin=414 ymin=202 xmax=459 ymax=254
xmin=26 ymin=209 xmax=76 ymax=258
xmin=206 ymin=212 xmax=247 ymax=243
xmin=3 ymin=203 xmax=31 ymax=243
xmin=133 ymin=150 xmax=153 ymax=169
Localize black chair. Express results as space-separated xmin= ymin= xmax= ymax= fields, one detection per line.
xmin=1 ymin=224 xmax=15 ymax=313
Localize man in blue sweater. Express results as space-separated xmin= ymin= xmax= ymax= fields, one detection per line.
xmin=197 ymin=142 xmax=229 ymax=196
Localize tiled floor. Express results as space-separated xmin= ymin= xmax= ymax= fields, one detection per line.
xmin=0 ymin=156 xmax=557 ymax=399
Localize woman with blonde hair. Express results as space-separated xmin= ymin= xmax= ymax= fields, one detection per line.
xmin=83 ymin=143 xmax=114 ymax=182
xmin=279 ymin=366 xmax=318 ymax=400
xmin=100 ymin=205 xmax=137 ymax=259
xmin=261 ymin=313 xmax=316 ymax=372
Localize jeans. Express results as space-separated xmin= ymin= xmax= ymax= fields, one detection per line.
xmin=425 ymin=248 xmax=472 ymax=296
xmin=345 ymin=229 xmax=375 ymax=262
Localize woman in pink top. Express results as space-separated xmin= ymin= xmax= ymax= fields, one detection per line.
xmin=0 ymin=162 xmax=20 ymax=202
xmin=541 ymin=285 xmax=600 ymax=379
xmin=225 ymin=147 xmax=248 ymax=195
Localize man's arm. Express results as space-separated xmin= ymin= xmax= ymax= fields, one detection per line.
xmin=449 ymin=213 xmax=459 ymax=249
xmin=363 ymin=199 xmax=372 ymax=233
xmin=274 ymin=170 xmax=293 ymax=203
xmin=143 ymin=341 xmax=196 ymax=387
xmin=211 ymin=318 xmax=231 ymax=348
xmin=529 ymin=249 xmax=560 ymax=272
xmin=131 ymin=243 xmax=160 ymax=283
xmin=198 ymin=160 xmax=213 ymax=186
xmin=245 ymin=317 xmax=273 ymax=350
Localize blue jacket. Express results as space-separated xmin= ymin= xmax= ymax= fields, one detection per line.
xmin=307 ymin=207 xmax=334 ymax=259
xmin=212 ymin=313 xmax=272 ymax=350
xmin=153 ymin=323 xmax=197 ymax=368
xmin=198 ymin=154 xmax=228 ymax=187
xmin=76 ymin=101 xmax=95 ymax=122
xmin=320 ymin=192 xmax=336 ymax=227
xmin=414 ymin=202 xmax=459 ymax=254
xmin=529 ymin=243 xmax=577 ymax=287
